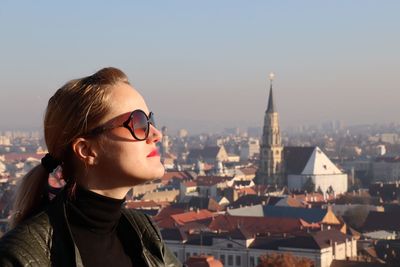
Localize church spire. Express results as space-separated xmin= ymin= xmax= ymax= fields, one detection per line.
xmin=255 ymin=72 xmax=283 ymax=186
xmin=266 ymin=73 xmax=275 ymax=113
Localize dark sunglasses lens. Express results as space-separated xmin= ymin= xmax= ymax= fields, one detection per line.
xmin=131 ymin=111 xmax=149 ymax=140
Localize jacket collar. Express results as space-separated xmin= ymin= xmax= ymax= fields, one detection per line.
xmin=47 ymin=189 xmax=84 ymax=267
xmin=47 ymin=188 xmax=152 ymax=267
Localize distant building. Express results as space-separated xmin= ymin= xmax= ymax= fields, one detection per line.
xmin=362 ymin=230 xmax=396 ymax=240
xmin=0 ymin=161 xmax=6 ymax=176
xmin=196 ymin=175 xmax=232 ymax=198
xmin=178 ymin=128 xmax=189 ymax=138
xmin=164 ymin=229 xmax=357 ymax=267
xmin=234 ymin=166 xmax=257 ymax=181
xmin=369 ymin=182 xmax=400 ymax=202
xmin=285 ymin=146 xmax=348 ymax=195
xmin=255 ymin=74 xmax=283 ymax=185
xmin=0 ymin=136 xmax=11 ymax=146
xmin=226 ymin=153 xmax=240 ymax=163
xmin=240 ymin=138 xmax=259 ymax=161
xmin=161 ymin=126 xmax=170 ymax=155
xmin=162 ymin=152 xmax=177 ymax=170
xmin=380 ymin=133 xmax=399 ymax=144
xmin=187 ymin=146 xmax=229 ymax=165
xmin=362 ymin=210 xmax=400 ymax=233
xmin=227 ymin=205 xmax=342 ymax=229
xmin=141 ymin=189 xmax=179 ymax=202
xmin=376 ymin=145 xmax=386 ymax=156
xmin=371 ymin=156 xmax=400 ymax=182
xmin=160 ymin=126 xmax=177 ymax=170
xmin=130 ymin=181 xmax=162 ymax=198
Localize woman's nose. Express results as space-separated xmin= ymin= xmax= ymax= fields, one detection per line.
xmin=146 ymin=124 xmax=162 ymax=144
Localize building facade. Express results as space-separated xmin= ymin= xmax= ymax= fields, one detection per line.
xmin=165 ymin=230 xmax=357 ymax=267
xmin=286 ymin=147 xmax=348 ymax=195
xmin=256 ymin=74 xmax=283 ymax=185
xmin=371 ymin=156 xmax=400 ymax=182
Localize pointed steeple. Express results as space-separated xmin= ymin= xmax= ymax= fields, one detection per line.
xmin=266 ymin=84 xmax=275 ymax=113
xmin=256 ymin=72 xmax=283 ymax=186
xmin=266 ymin=73 xmax=276 ymax=113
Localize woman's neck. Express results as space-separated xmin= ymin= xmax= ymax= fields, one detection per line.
xmin=76 ymin=181 xmax=131 ymax=200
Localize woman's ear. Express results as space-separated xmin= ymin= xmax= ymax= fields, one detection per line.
xmin=71 ymin=138 xmax=98 ymax=166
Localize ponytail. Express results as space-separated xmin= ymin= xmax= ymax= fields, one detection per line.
xmin=10 ymin=164 xmax=49 ymax=228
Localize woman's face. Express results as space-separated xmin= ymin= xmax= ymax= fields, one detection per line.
xmin=91 ymin=82 xmax=164 ymax=187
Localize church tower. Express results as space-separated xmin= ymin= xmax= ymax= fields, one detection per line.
xmin=255 ymin=73 xmax=283 ymax=185
xmin=161 ymin=126 xmax=170 ymax=155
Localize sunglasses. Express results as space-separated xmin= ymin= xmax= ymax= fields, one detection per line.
xmin=86 ymin=109 xmax=156 ymax=141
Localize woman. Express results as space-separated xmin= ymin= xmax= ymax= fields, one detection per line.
xmin=0 ymin=68 xmax=182 ymax=267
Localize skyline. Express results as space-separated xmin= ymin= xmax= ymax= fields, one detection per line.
xmin=1 ymin=1 xmax=399 ymax=134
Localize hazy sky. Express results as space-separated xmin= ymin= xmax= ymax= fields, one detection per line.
xmin=0 ymin=1 xmax=399 ymax=134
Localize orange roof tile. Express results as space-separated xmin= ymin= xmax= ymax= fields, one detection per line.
xmin=125 ymin=200 xmax=164 ymax=209
xmin=162 ymin=171 xmax=192 ymax=180
xmin=236 ymin=187 xmax=257 ymax=196
xmin=186 ymin=255 xmax=223 ymax=267
xmin=171 ymin=210 xmax=215 ymax=225
xmin=196 ymin=176 xmax=232 ymax=187
xmin=154 ymin=206 xmax=186 ymax=222
xmin=183 ymin=181 xmax=197 ymax=187
xmin=283 ymin=196 xmax=307 ymax=208
xmin=239 ymin=167 xmax=257 ymax=175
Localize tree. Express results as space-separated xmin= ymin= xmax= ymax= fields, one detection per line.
xmin=326 ymin=185 xmax=334 ymax=195
xmin=348 ymin=176 xmax=363 ymax=191
xmin=257 ymin=253 xmax=314 ymax=267
xmin=342 ymin=205 xmax=370 ymax=230
xmin=317 ymin=186 xmax=323 ymax=195
xmin=302 ymin=177 xmax=315 ymax=193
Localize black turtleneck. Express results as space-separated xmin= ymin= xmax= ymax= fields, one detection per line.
xmin=66 ymin=185 xmax=133 ymax=267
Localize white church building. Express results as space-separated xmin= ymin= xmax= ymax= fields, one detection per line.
xmin=285 ymin=146 xmax=348 ymax=195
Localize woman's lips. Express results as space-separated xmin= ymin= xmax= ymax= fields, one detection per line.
xmin=147 ymin=148 xmax=160 ymax=157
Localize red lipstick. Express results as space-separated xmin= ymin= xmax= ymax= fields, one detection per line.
xmin=147 ymin=148 xmax=160 ymax=158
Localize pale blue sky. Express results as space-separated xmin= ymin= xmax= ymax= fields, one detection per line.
xmin=0 ymin=1 xmax=399 ymax=133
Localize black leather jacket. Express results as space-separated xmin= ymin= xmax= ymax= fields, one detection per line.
xmin=0 ymin=191 xmax=181 ymax=267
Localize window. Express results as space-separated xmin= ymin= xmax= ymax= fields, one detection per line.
xmin=236 ymin=255 xmax=241 ymax=266
xmin=193 ymin=252 xmax=198 ymax=256
xmin=227 ymin=243 xmax=233 ymax=248
xmin=220 ymin=255 xmax=225 ymax=264
xmin=250 ymin=256 xmax=255 ymax=267
xmin=228 ymin=255 xmax=233 ymax=266
xmin=186 ymin=252 xmax=190 ymax=260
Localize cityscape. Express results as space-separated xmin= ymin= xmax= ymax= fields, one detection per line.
xmin=1 ymin=75 xmax=399 ymax=267
xmin=1 ymin=1 xmax=400 ymax=267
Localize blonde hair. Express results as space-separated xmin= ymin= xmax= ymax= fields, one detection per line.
xmin=10 ymin=67 xmax=129 ymax=228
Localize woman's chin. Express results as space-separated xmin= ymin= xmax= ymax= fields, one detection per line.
xmin=128 ymin=164 xmax=165 ymax=186
xmin=140 ymin=164 xmax=165 ymax=181
xmin=153 ymin=164 xmax=165 ymax=179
